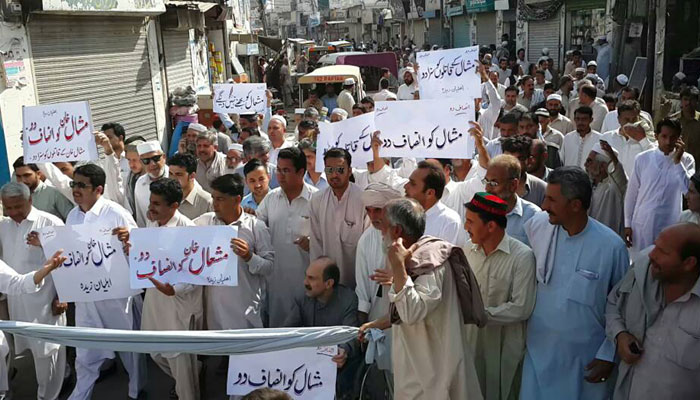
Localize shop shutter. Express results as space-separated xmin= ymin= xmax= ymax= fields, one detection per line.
xmin=476 ymin=12 xmax=497 ymax=47
xmin=162 ymin=29 xmax=195 ymax=93
xmin=528 ymin=16 xmax=560 ymax=68
xmin=29 ymin=15 xmax=158 ymax=142
xmin=452 ymin=15 xmax=470 ymax=48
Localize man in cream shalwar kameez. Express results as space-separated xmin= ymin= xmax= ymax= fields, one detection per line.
xmin=0 ymin=183 xmax=66 ymax=400
xmin=463 ymin=193 xmax=536 ymax=400
xmin=382 ymin=198 xmax=484 ymax=400
xmin=586 ymin=143 xmax=627 ymax=237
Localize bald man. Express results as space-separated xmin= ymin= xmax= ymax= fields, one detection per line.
xmin=606 ymin=223 xmax=700 ymax=400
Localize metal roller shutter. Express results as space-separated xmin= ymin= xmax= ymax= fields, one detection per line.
xmin=527 ymin=16 xmax=560 ymax=68
xmin=162 ymin=29 xmax=194 ymax=92
xmin=476 ymin=12 xmax=497 ymax=47
xmin=29 ymin=15 xmax=158 ymax=142
xmin=452 ymin=15 xmax=470 ymax=48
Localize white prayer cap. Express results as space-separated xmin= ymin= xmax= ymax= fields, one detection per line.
xmin=541 ymin=47 xmax=550 ymax=56
xmin=585 ymin=73 xmax=599 ymax=81
xmin=362 ymin=183 xmax=403 ymax=208
xmin=343 ymin=78 xmax=355 ymax=86
xmin=616 ymin=74 xmax=629 ymax=86
xmin=228 ymin=143 xmax=243 ymax=153
xmin=187 ymin=123 xmax=207 ymax=133
xmin=294 ymin=108 xmax=306 ymax=115
xmin=269 ymin=115 xmax=287 ymax=128
xmin=331 ymin=108 xmax=348 ymax=118
xmin=591 ymin=142 xmax=618 ymax=163
xmin=137 ymin=141 xmax=162 ymax=156
xmin=547 ymin=93 xmax=562 ymax=103
xmin=574 ymin=67 xmax=585 ymax=74
xmin=587 ymin=60 xmax=598 ymax=67
xmin=385 ymin=92 xmax=398 ymax=100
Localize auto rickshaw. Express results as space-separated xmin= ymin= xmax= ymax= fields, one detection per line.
xmin=297 ymin=65 xmax=364 ymax=107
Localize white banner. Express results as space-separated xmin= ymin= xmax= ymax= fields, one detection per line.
xmin=22 ymin=101 xmax=98 ymax=163
xmin=39 ymin=224 xmax=139 ymax=303
xmin=213 ymin=83 xmax=267 ymax=115
xmin=315 ymin=112 xmax=375 ymax=172
xmin=374 ymin=99 xmax=476 ymax=159
xmin=129 ymin=226 xmax=239 ymax=289
xmin=227 ymin=346 xmax=338 ymax=399
xmin=416 ymin=46 xmax=481 ymax=100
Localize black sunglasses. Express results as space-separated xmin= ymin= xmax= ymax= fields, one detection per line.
xmin=141 ymin=154 xmax=163 ymax=165
xmin=69 ymin=181 xmax=92 ymax=189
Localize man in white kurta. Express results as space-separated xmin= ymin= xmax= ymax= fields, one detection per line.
xmin=0 ymin=253 xmax=66 ymax=399
xmin=194 ymin=174 xmax=274 ymax=330
xmin=0 ymin=183 xmax=66 ymax=400
xmin=404 ymin=161 xmax=467 ymax=246
xmin=256 ymin=154 xmax=316 ymax=327
xmin=134 ymin=141 xmax=169 ymax=227
xmin=310 ymin=149 xmax=369 ymax=289
xmin=624 ymin=120 xmax=696 ymax=258
xmin=65 ymin=164 xmax=146 ymax=400
xmin=138 ymin=179 xmax=203 ymax=400
xmin=600 ymin=119 xmax=656 ymax=177
xmin=463 ymin=193 xmax=536 ymax=400
xmin=585 ymin=143 xmax=627 ymax=237
xmin=382 ymin=198 xmax=483 ymax=399
xmin=560 ymin=107 xmax=601 ymax=169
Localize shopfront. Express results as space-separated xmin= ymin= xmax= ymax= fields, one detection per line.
xmin=468 ymin=0 xmax=497 ymax=47
xmin=564 ymin=0 xmax=606 ymax=62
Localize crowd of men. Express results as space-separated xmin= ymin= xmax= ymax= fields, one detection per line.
xmin=0 ymin=40 xmax=699 ymax=400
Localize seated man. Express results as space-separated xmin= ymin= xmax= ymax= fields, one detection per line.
xmin=284 ymin=257 xmax=359 ymax=399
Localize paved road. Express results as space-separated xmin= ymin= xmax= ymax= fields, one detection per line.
xmin=10 ymin=352 xmax=230 ymax=399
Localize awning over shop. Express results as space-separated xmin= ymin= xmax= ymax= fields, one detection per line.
xmin=40 ymin=0 xmax=165 ymax=15
xmin=258 ymin=36 xmax=284 ymax=52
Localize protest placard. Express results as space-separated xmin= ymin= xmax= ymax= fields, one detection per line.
xmin=39 ymin=223 xmax=139 ymax=303
xmin=129 ymin=225 xmax=239 ymax=289
xmin=22 ymin=101 xmax=98 ymax=163
xmin=374 ymin=98 xmax=476 ymax=159
xmin=315 ymin=112 xmax=375 ymax=172
xmin=416 ymin=46 xmax=480 ymax=100
xmin=227 ymin=346 xmax=338 ymax=399
xmin=213 ymin=83 xmax=267 ymax=115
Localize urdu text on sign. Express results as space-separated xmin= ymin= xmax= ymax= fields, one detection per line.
xmin=416 ymin=46 xmax=481 ymax=100
xmin=22 ymin=101 xmax=98 ymax=163
xmin=213 ymin=83 xmax=267 ymax=115
xmin=315 ymin=112 xmax=375 ymax=172
xmin=129 ymin=225 xmax=239 ymax=289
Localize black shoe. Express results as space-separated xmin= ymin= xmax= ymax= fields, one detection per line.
xmin=169 ymin=385 xmax=178 ymax=399
xmin=96 ymin=359 xmax=117 ymax=382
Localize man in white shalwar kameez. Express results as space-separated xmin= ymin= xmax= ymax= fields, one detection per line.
xmin=464 ymin=192 xmax=536 ymax=400
xmin=194 ymin=174 xmax=274 ymax=330
xmin=379 ymin=198 xmax=485 ymax=399
xmin=256 ymin=148 xmax=315 ymax=327
xmin=560 ymin=106 xmax=601 ymax=169
xmin=404 ymin=161 xmax=466 ymax=246
xmin=65 ymin=164 xmax=146 ymax=400
xmin=134 ymin=141 xmax=169 ymax=227
xmin=585 ymin=142 xmax=627 ymax=237
xmin=0 ymin=251 xmax=67 ymax=399
xmin=624 ymin=119 xmax=696 ymax=258
xmin=599 ymin=100 xmax=656 ymax=174
xmin=0 ymin=183 xmax=66 ymax=400
xmin=310 ymin=148 xmax=369 ymax=289
xmin=124 ymin=178 xmax=203 ymax=400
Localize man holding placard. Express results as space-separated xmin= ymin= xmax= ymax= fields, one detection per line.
xmin=0 ymin=182 xmax=67 ymax=400
xmin=120 ymin=178 xmax=204 ymax=400
xmin=64 ymin=164 xmax=146 ymax=400
xmin=194 ymin=174 xmax=274 ymax=332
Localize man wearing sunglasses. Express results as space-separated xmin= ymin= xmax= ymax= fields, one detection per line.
xmin=310 ymin=148 xmax=369 ymax=290
xmin=501 ymin=135 xmax=547 ymax=208
xmin=65 ymin=164 xmax=147 ymax=400
xmin=134 ymin=141 xmax=169 ymax=227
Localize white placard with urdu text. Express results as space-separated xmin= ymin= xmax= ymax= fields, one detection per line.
xmin=315 ymin=112 xmax=375 ymax=172
xmin=129 ymin=226 xmax=239 ymax=289
xmin=416 ymin=46 xmax=481 ymax=100
xmin=227 ymin=346 xmax=338 ymax=399
xmin=39 ymin=224 xmax=139 ymax=303
xmin=213 ymin=83 xmax=267 ymax=115
xmin=22 ymin=101 xmax=98 ymax=163
xmin=374 ymin=98 xmax=476 ymax=159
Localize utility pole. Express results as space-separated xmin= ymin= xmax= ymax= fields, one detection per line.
xmin=644 ymin=0 xmax=655 ymax=112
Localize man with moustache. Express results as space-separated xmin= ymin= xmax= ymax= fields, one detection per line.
xmin=605 ymin=223 xmax=700 ymax=399
xmin=167 ymin=153 xmax=212 ymax=220
xmin=134 ymin=141 xmax=169 ymax=227
xmin=195 ymin=130 xmax=227 ymax=193
xmin=520 ymin=167 xmax=629 ymax=400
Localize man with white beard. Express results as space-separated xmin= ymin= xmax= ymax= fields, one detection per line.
xmin=0 ymin=182 xmax=66 ymax=400
xmin=134 ymin=141 xmax=169 ymax=227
